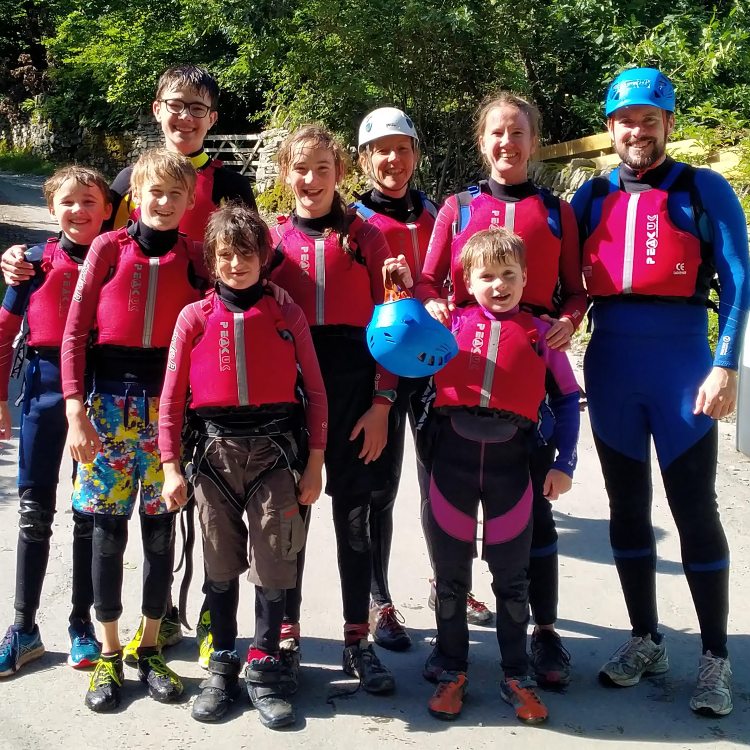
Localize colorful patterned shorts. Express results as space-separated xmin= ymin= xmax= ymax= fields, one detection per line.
xmin=72 ymin=392 xmax=169 ymax=517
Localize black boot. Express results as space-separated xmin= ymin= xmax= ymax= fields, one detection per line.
xmin=245 ymin=650 xmax=296 ymax=729
xmin=192 ymin=650 xmax=242 ymax=722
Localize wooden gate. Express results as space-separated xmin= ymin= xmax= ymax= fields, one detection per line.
xmin=203 ymin=134 xmax=263 ymax=177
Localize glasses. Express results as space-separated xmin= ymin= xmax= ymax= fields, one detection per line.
xmin=159 ymin=99 xmax=212 ymax=118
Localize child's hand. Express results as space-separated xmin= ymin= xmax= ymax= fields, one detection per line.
xmin=65 ymin=398 xmax=102 ymax=463
xmin=162 ymin=461 xmax=188 ymax=511
xmin=425 ymin=298 xmax=455 ymax=327
xmin=298 ymin=449 xmax=324 ymax=505
xmin=265 ymin=280 xmax=293 ymax=306
xmin=543 ymin=469 xmax=572 ymax=500
xmin=349 ymin=403 xmax=389 ymax=463
xmin=1 ymin=245 xmax=34 ymax=286
xmin=540 ymin=314 xmax=574 ymax=351
xmin=0 ymin=401 xmax=11 ymax=442
xmin=384 ymin=255 xmax=413 ymax=289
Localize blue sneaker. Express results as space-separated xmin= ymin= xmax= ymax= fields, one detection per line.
xmin=0 ymin=624 xmax=45 ymax=677
xmin=68 ymin=621 xmax=102 ymax=669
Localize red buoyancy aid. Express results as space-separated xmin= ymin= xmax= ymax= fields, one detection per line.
xmin=27 ymin=239 xmax=82 ymax=347
xmin=582 ymin=186 xmax=702 ymax=298
xmin=188 ymin=292 xmax=299 ymax=409
xmin=434 ymin=306 xmax=546 ymax=423
xmin=449 ymin=192 xmax=563 ymax=310
xmin=96 ymin=234 xmax=200 ymax=348
xmin=179 ymin=159 xmax=221 ymax=242
xmin=353 ymin=194 xmax=436 ymax=283
xmin=270 ymin=217 xmax=374 ymax=327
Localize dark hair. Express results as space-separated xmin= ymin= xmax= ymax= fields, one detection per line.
xmin=203 ymin=202 xmax=272 ymax=280
xmin=43 ymin=165 xmax=111 ymax=209
xmin=155 ymin=65 xmax=220 ymax=109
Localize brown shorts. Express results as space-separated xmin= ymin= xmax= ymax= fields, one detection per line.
xmin=194 ymin=435 xmax=306 ymax=588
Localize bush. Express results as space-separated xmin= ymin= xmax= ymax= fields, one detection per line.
xmin=0 ymin=143 xmax=56 ymax=175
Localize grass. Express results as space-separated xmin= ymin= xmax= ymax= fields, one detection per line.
xmin=0 ymin=146 xmax=57 ymax=176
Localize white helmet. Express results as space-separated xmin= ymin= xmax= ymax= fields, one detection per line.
xmin=358 ymin=107 xmax=419 ymax=150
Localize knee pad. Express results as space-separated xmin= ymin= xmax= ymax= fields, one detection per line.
xmin=370 ymin=489 xmax=396 ymax=516
xmin=93 ymin=515 xmax=128 ymax=557
xmin=141 ymin=514 xmax=175 ymax=557
xmin=261 ymin=587 xmax=284 ymax=603
xmin=18 ymin=488 xmax=56 ymax=543
xmin=72 ymin=510 xmax=94 ymax=541
xmin=435 ymin=579 xmax=467 ymax=621
xmin=346 ymin=503 xmax=371 ymax=554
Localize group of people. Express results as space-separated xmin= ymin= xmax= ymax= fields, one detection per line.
xmin=0 ymin=61 xmax=747 ymax=730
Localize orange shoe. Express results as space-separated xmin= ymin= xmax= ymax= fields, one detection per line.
xmin=500 ymin=677 xmax=548 ymax=724
xmin=428 ymin=671 xmax=468 ymax=720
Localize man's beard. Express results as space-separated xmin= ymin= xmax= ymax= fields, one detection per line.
xmin=619 ymin=138 xmax=665 ymax=171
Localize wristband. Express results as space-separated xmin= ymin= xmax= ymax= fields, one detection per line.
xmin=373 ymin=388 xmax=397 ymax=403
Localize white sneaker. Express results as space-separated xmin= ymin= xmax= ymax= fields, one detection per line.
xmin=690 ymin=651 xmax=732 ymax=716
xmin=599 ymin=635 xmax=669 ymax=687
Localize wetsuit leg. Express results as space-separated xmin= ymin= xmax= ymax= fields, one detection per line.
xmin=92 ymin=514 xmax=129 ymax=623
xmin=528 ymin=441 xmax=558 ymax=627
xmin=282 ymin=503 xmax=310 ymax=626
xmin=140 ymin=513 xmax=176 ymax=620
xmin=207 ymin=577 xmax=240 ymax=652
xmin=254 ymin=587 xmax=285 ymax=653
xmin=70 ymin=510 xmax=95 ymax=623
xmin=369 ymin=393 xmax=407 ymax=606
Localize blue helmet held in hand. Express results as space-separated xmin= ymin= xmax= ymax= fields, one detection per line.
xmin=367 ymin=298 xmax=458 ymax=378
xmin=605 ymin=67 xmax=675 ymax=117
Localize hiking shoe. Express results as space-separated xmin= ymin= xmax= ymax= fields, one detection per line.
xmin=428 ymin=580 xmax=493 ymax=626
xmin=85 ymin=652 xmax=123 ymax=712
xmin=370 ymin=602 xmax=411 ymax=652
xmin=137 ymin=648 xmax=184 ymax=703
xmin=68 ymin=620 xmax=102 ymax=669
xmin=428 ymin=671 xmax=468 ymax=720
xmin=689 ymin=651 xmax=732 ymax=717
xmin=196 ymin=609 xmax=213 ymax=670
xmin=599 ymin=635 xmax=668 ymax=687
xmin=0 ymin=624 xmax=44 ymax=677
xmin=245 ymin=649 xmax=296 ymax=729
xmin=530 ymin=629 xmax=571 ymax=688
xmin=342 ymin=639 xmax=395 ymax=694
xmin=123 ymin=608 xmax=184 ymax=665
xmin=192 ymin=650 xmax=242 ymax=723
xmin=500 ymin=676 xmax=549 ymax=724
xmin=423 ymin=644 xmax=444 ymax=683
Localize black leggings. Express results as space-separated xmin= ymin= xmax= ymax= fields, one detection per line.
xmin=426 ymin=414 xmax=532 ymax=677
xmin=92 ymin=513 xmax=175 ymax=623
xmin=595 ymin=427 xmax=729 ymax=657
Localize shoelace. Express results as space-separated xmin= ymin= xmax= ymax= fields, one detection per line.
xmin=535 ymin=632 xmax=571 ymax=664
xmin=510 ymin=678 xmax=544 ymax=706
xmin=90 ymin=660 xmax=122 ymax=689
xmin=378 ymin=605 xmax=406 ymax=629
xmin=467 ymin=593 xmax=488 ymax=612
xmin=0 ymin=629 xmax=14 ymax=652
xmin=696 ymin=656 xmax=730 ymax=689
xmin=612 ymin=637 xmax=654 ymax=664
xmin=143 ymin=654 xmax=177 ymax=681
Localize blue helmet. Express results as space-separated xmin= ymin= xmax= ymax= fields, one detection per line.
xmin=605 ymin=67 xmax=675 ymax=117
xmin=367 ymin=298 xmax=458 ymax=378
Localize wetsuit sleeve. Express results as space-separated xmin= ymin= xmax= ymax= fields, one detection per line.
xmin=0 ymin=280 xmax=34 ymax=400
xmin=694 ymin=169 xmax=750 ymax=370
xmin=106 ymin=166 xmax=136 ymax=232
xmin=570 ymin=179 xmax=595 ymax=238
xmin=213 ymin=167 xmax=258 ymax=212
xmin=557 ymin=200 xmax=587 ymax=328
xmin=415 ymin=197 xmax=457 ymax=302
xmin=282 ymin=301 xmax=328 ymax=451
xmin=537 ymin=321 xmax=580 ymax=476
xmin=356 ymin=220 xmax=398 ymax=394
xmin=159 ymin=303 xmax=204 ymax=463
xmin=61 ymin=235 xmax=119 ymax=398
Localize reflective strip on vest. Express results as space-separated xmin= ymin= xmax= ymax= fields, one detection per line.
xmin=407 ymin=223 xmax=421 ymax=282
xmin=623 ymin=194 xmax=640 ymax=294
xmin=142 ymin=258 xmax=160 ymax=347
xmin=314 ymin=238 xmax=326 ymax=325
xmin=480 ymin=320 xmax=502 ymax=408
xmin=234 ymin=312 xmax=249 ymax=406
xmin=504 ymin=202 xmax=516 ymax=233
